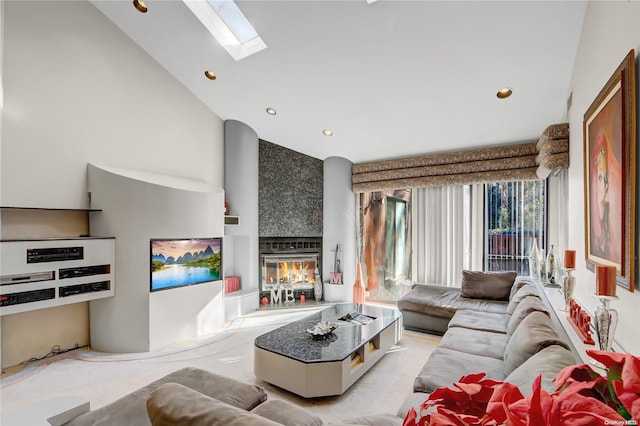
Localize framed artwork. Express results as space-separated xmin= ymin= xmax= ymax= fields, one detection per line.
xmin=583 ymin=49 xmax=636 ymax=292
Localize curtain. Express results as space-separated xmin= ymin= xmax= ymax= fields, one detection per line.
xmin=352 ymin=124 xmax=568 ymax=192
xmin=548 ymin=169 xmax=569 ymax=263
xmin=469 ymin=184 xmax=484 ymax=271
xmin=412 ymin=185 xmax=472 ymax=287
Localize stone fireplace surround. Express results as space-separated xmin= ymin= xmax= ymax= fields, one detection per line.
xmin=224 ymin=120 xmax=357 ymax=316
xmin=257 ymin=140 xmax=324 ymax=305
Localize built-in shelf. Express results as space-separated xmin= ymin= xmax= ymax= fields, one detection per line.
xmin=1 ymin=205 xmax=114 ymax=315
xmin=0 ymin=206 xmax=102 ymax=212
xmin=1 ymin=237 xmax=113 ymax=242
xmin=0 ymin=237 xmax=116 ymax=316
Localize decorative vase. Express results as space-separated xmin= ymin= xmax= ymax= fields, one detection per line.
xmin=538 ymin=248 xmax=546 ymax=283
xmin=547 ymin=244 xmax=557 ymax=284
xmin=594 ymin=296 xmax=619 ymax=352
xmin=528 ymin=239 xmax=539 ymax=279
xmin=561 ymin=269 xmax=575 ymax=311
xmin=313 ymin=267 xmax=323 ymax=302
xmin=353 ymin=263 xmax=366 ymax=305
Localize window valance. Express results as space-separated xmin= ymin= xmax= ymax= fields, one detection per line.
xmin=535 ymin=123 xmax=570 ymax=179
xmin=352 ymin=123 xmax=569 ymax=192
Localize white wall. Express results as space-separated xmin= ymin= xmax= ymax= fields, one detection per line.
xmin=1 ymin=0 xmax=224 ymax=362
xmin=222 ymin=120 xmax=260 ymax=319
xmin=1 ymin=0 xmax=223 ymax=208
xmin=88 ymin=165 xmax=224 ymax=353
xmin=0 ymin=0 xmax=5 ymax=370
xmin=566 ymin=1 xmax=640 ymax=355
xmin=223 ymin=120 xmax=259 ymax=290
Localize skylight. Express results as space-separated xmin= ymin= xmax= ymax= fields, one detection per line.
xmin=207 ymin=0 xmax=257 ymax=43
xmin=183 ymin=0 xmax=266 ymax=61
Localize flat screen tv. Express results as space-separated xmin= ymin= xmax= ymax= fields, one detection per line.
xmin=150 ymin=238 xmax=222 ymax=292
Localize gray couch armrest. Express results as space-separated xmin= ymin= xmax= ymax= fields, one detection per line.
xmin=65 ymin=367 xmax=267 ymax=426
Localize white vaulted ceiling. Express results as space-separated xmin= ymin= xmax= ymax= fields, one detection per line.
xmin=91 ymin=0 xmax=587 ymax=163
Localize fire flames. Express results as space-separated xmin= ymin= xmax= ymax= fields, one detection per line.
xmin=266 ymin=261 xmax=316 ymax=284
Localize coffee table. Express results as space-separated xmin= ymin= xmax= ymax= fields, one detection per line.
xmin=254 ymin=303 xmax=402 ymax=398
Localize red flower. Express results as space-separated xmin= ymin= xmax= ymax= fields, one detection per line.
xmin=402 ymin=407 xmax=418 ymax=426
xmin=586 ymin=349 xmax=626 ymax=368
xmin=403 ymin=351 xmax=640 ymax=426
xmin=554 ymin=363 xmax=601 ymax=391
xmin=425 ymin=373 xmax=502 ymax=419
xmin=404 ymin=373 xmax=505 ymax=426
xmin=507 ymin=375 xmax=626 ymax=425
xmin=585 ymin=349 xmax=640 ymax=419
xmin=486 ymin=381 xmax=524 ymax=424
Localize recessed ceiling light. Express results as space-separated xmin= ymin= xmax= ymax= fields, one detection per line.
xmin=133 ymin=0 xmax=148 ymax=13
xmin=323 ymin=129 xmax=333 ymax=137
xmin=266 ymin=107 xmax=277 ymax=116
xmin=497 ymin=87 xmax=513 ymax=99
xmin=204 ymin=70 xmax=217 ymax=80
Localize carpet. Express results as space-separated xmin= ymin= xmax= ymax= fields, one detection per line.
xmin=1 ymin=306 xmax=439 ymax=423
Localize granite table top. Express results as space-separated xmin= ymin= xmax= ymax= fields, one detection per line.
xmin=254 ymin=303 xmax=401 ymax=364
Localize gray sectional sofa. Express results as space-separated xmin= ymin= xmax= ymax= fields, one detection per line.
xmin=397 ymin=271 xmax=579 ymax=412
xmin=59 ymin=272 xmax=578 ymax=425
xmin=63 ymin=366 xmax=402 ymax=426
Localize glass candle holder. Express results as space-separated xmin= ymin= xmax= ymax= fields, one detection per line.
xmin=561 ymin=269 xmax=575 ymax=311
xmin=593 ymin=295 xmax=619 ymax=352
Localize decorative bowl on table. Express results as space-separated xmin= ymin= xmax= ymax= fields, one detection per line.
xmin=306 ymin=321 xmax=338 ymax=340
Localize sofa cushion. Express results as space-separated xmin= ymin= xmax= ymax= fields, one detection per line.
xmin=509 ymin=277 xmax=534 ymax=300
xmin=147 ymin=383 xmax=279 ymax=426
xmin=460 ymin=270 xmax=517 ymax=301
xmin=438 ymin=326 xmax=509 ymax=360
xmin=506 ymin=284 xmax=540 ymax=320
xmin=251 ymin=399 xmax=323 ymax=426
xmin=506 ymin=295 xmax=549 ymax=335
xmin=503 ymin=311 xmax=570 ymax=376
xmin=414 ymin=347 xmax=505 ymax=393
xmin=504 ymin=345 xmax=578 ymax=396
xmin=65 ymin=367 xmax=268 ymax=426
xmin=396 ymin=392 xmax=431 ymax=419
xmin=398 ymin=284 xmax=508 ymax=320
xmin=447 ymin=310 xmax=507 ymax=333
xmin=397 ymin=285 xmax=462 ymax=318
xmin=401 ymin=310 xmax=452 ymax=335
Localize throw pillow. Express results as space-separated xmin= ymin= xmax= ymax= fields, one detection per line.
xmin=147 ymin=382 xmax=280 ymax=426
xmin=503 ymin=311 xmax=569 ymax=376
xmin=251 ymin=399 xmax=323 ymax=426
xmin=506 ymin=295 xmax=549 ymax=335
xmin=460 ymin=270 xmax=517 ymax=300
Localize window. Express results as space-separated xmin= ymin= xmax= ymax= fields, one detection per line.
xmin=360 ymin=190 xmax=411 ymax=303
xmin=484 ymin=180 xmax=547 ymax=275
xmin=384 ymin=197 xmax=409 ymax=288
xmin=362 ymin=180 xmax=547 ymax=301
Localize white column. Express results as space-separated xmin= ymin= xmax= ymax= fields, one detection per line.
xmin=323 ymin=156 xmax=355 ymax=302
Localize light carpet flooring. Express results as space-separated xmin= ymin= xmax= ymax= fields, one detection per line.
xmin=1 ymin=305 xmax=440 ymax=424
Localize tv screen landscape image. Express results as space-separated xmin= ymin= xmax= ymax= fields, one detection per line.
xmin=151 ymin=238 xmax=222 ymax=292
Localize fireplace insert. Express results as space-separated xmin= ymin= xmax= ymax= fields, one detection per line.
xmin=259 ymin=237 xmax=322 ymax=299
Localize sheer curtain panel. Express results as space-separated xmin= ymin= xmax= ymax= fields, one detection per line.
xmin=412 ymin=186 xmax=470 ymax=287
